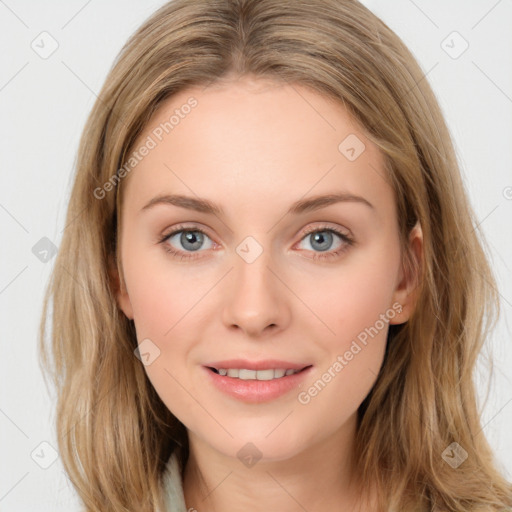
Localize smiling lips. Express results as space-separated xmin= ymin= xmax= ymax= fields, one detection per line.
xmin=203 ymin=359 xmax=313 ymax=403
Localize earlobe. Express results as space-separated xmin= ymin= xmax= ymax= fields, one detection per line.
xmin=389 ymin=221 xmax=423 ymax=325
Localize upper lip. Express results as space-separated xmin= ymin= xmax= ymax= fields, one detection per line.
xmin=205 ymin=359 xmax=312 ymax=371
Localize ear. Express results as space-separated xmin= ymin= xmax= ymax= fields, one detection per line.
xmin=389 ymin=221 xmax=423 ymax=325
xmin=108 ymin=255 xmax=134 ymax=320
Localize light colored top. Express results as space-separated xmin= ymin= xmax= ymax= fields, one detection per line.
xmin=160 ymin=450 xmax=187 ymax=512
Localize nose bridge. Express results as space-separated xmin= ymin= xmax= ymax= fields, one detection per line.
xmin=221 ymin=234 xmax=289 ymax=334
xmin=236 ymin=238 xmax=272 ymax=294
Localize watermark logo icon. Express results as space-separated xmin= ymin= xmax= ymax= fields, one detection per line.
xmin=442 ymin=442 xmax=468 ymax=468
xmin=31 ymin=31 xmax=59 ymax=59
xmin=441 ymin=31 xmax=469 ymax=59
xmin=237 ymin=442 xmax=263 ymax=468
xmin=338 ymin=134 xmax=366 ymax=161
xmin=134 ymin=338 xmax=161 ymax=366
xmin=31 ymin=441 xmax=58 ymax=469
xmin=236 ymin=236 xmax=263 ymax=264
xmin=32 ymin=237 xmax=58 ymax=263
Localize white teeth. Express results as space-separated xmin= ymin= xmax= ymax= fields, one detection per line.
xmin=239 ymin=369 xmax=256 ymax=379
xmin=254 ymin=369 xmax=274 ymax=380
xmin=215 ymin=368 xmax=301 ymax=380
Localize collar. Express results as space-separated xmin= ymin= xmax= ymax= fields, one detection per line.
xmin=161 ymin=450 xmax=187 ymax=512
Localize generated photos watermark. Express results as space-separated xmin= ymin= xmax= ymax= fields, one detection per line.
xmin=93 ymin=96 xmax=198 ymax=200
xmin=297 ymin=301 xmax=403 ymax=405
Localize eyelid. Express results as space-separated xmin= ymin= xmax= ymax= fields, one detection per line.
xmin=159 ymin=222 xmax=215 ymax=242
xmin=298 ymin=222 xmax=353 ymax=239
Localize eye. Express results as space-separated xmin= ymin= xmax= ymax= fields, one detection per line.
xmin=158 ymin=223 xmax=354 ymax=262
xmin=158 ymin=224 xmax=215 ymax=261
xmin=295 ymin=225 xmax=354 ymax=261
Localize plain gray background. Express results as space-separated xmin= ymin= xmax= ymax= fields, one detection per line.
xmin=1 ymin=1 xmax=511 ymax=510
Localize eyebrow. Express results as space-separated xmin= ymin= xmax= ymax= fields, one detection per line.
xmin=139 ymin=191 xmax=374 ymax=216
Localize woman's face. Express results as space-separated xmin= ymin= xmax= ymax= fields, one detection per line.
xmin=115 ymin=76 xmax=421 ymax=462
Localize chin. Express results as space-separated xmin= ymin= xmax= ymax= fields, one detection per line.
xmin=206 ymin=427 xmax=311 ymax=464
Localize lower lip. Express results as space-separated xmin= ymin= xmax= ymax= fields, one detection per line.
xmin=203 ymin=365 xmax=313 ymax=403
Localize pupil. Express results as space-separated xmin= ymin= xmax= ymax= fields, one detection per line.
xmin=182 ymin=231 xmax=203 ymax=251
xmin=312 ymin=231 xmax=332 ymax=252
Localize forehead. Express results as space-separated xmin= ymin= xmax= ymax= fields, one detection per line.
xmin=121 ymin=77 xmax=392 ymax=218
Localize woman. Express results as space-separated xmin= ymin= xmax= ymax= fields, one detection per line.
xmin=39 ymin=0 xmax=512 ymax=510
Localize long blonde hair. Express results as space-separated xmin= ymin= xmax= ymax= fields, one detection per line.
xmin=38 ymin=0 xmax=512 ymax=510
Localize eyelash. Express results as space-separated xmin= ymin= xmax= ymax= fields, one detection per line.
xmin=158 ymin=223 xmax=354 ymax=262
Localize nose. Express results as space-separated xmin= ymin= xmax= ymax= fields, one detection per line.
xmin=221 ymin=244 xmax=291 ymax=338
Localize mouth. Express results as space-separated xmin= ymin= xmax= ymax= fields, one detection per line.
xmin=206 ymin=365 xmax=313 ymax=381
xmin=203 ymin=363 xmax=314 ymax=403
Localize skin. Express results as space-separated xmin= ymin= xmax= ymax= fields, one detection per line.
xmin=114 ymin=74 xmax=423 ymax=511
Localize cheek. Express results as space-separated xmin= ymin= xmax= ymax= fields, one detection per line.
xmin=296 ymin=247 xmax=400 ymax=347
xmin=122 ymin=241 xmax=210 ymax=338
xmin=292 ymin=248 xmax=399 ymax=414
xmin=122 ymin=246 xmax=213 ymax=419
